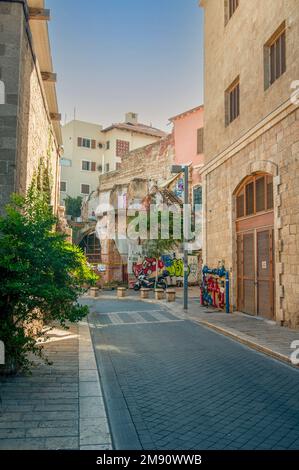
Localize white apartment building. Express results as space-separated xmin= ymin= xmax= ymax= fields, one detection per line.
xmin=60 ymin=113 xmax=165 ymax=219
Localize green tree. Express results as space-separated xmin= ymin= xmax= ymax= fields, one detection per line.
xmin=142 ymin=210 xmax=182 ymax=287
xmin=0 ymin=189 xmax=97 ymax=373
xmin=64 ymin=195 xmax=83 ymax=219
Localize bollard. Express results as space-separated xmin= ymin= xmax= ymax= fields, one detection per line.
xmin=166 ymin=289 xmax=176 ymax=302
xmin=155 ymin=288 xmax=165 ymax=301
xmin=117 ymin=287 xmax=127 ymax=298
xmin=140 ymin=288 xmax=150 ymax=299
xmin=90 ymin=287 xmax=99 ymax=298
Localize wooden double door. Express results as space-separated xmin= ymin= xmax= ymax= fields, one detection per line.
xmin=237 ymin=227 xmax=275 ymax=319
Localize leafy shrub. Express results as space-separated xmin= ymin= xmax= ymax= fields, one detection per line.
xmin=0 ymin=189 xmax=97 ymax=373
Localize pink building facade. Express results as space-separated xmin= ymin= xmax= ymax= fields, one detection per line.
xmin=170 ymin=105 xmax=204 ymax=202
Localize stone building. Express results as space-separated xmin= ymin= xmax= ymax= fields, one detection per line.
xmin=0 ymin=0 xmax=61 ymax=213
xmin=200 ymin=0 xmax=299 ymax=327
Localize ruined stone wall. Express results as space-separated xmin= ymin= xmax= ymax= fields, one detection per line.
xmin=99 ymin=133 xmax=175 ymax=192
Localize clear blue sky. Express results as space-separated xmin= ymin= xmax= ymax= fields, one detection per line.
xmin=47 ymin=0 xmax=204 ymax=130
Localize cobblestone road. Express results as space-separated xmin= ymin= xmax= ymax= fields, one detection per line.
xmin=88 ymin=298 xmax=299 ymax=450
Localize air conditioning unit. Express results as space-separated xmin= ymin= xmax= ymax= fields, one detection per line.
xmin=98 ymin=142 xmax=104 ymax=149
xmin=97 ymin=165 xmax=103 ymax=172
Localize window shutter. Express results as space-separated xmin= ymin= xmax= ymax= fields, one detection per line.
xmin=197 ymin=128 xmax=204 ymax=154
xmin=78 ymin=137 xmax=82 ymax=147
xmin=91 ymin=140 xmax=96 ymax=149
xmin=91 ymin=162 xmax=96 ymax=172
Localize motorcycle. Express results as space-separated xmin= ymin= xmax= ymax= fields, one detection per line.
xmin=133 ymin=270 xmax=168 ymax=291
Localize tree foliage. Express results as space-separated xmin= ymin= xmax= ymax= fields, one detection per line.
xmin=64 ymin=195 xmax=83 ymax=219
xmin=0 ymin=188 xmax=97 ymax=373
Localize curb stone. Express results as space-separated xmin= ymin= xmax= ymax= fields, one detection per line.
xmin=78 ymin=321 xmax=113 ymax=450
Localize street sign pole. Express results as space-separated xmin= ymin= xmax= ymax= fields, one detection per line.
xmin=183 ymin=166 xmax=189 ymax=311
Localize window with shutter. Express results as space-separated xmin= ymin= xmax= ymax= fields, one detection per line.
xmin=116 ymin=140 xmax=130 ymax=157
xmin=197 ymin=128 xmax=204 ymax=154
xmin=81 ymin=184 xmax=90 ymax=195
xmin=225 ymin=0 xmax=239 ymax=24
xmin=82 ymin=161 xmax=91 ymax=171
xmin=91 ymin=140 xmax=96 ymax=149
xmin=264 ymin=23 xmax=286 ymax=89
xmin=225 ymin=78 xmax=240 ymax=126
xmin=60 ymin=181 xmax=67 ymax=192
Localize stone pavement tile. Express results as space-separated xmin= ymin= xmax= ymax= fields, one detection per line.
xmin=81 ymin=444 xmax=113 ymax=450
xmin=79 ymin=396 xmax=106 ymax=419
xmin=0 ymin=429 xmax=26 ymax=439
xmin=26 ymin=426 xmax=78 ymax=438
xmin=21 ymin=411 xmax=78 ymax=421
xmin=79 ymin=370 xmax=99 ymax=382
xmin=45 ymin=437 xmax=79 ymax=450
xmin=0 ymin=324 xmax=80 ymax=450
xmin=33 ymin=403 xmax=78 ymax=412
xmin=0 ymin=438 xmax=49 ymax=450
xmin=80 ymin=417 xmax=111 ymax=446
xmin=79 ymin=380 xmax=102 ymax=397
xmin=39 ymin=420 xmax=78 ymax=429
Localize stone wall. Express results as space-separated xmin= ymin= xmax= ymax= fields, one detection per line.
xmin=0 ymin=2 xmax=21 ymax=211
xmin=202 ymin=0 xmax=299 ymax=163
xmin=202 ymin=105 xmax=299 ymax=328
xmin=0 ymin=1 xmax=59 ymax=213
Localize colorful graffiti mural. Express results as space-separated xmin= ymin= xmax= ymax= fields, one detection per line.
xmin=132 ymin=257 xmax=164 ymax=278
xmin=132 ymin=255 xmax=193 ymax=279
xmin=200 ymin=265 xmax=229 ymax=312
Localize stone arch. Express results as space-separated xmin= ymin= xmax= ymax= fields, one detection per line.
xmin=0 ymin=80 xmax=5 ymax=104
xmin=233 ymin=160 xmax=278 ymax=196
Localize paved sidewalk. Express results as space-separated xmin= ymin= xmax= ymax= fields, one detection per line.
xmin=0 ymin=321 xmax=112 ymax=450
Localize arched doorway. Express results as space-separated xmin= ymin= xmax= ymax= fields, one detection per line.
xmin=235 ymin=173 xmax=274 ymax=319
xmin=79 ymin=231 xmax=101 ymax=264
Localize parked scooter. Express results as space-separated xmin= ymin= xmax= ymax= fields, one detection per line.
xmin=134 ymin=270 xmax=168 ymax=291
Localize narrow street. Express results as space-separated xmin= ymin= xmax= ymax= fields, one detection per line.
xmin=85 ymin=297 xmax=299 ymax=451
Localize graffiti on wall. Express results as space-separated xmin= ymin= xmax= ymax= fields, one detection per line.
xmin=200 ymin=265 xmax=228 ymax=311
xmin=132 ymin=254 xmax=200 ymax=281
xmin=132 ymin=258 xmax=164 ymax=278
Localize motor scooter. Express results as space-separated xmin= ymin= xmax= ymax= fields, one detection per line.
xmin=133 ymin=271 xmax=168 ymax=291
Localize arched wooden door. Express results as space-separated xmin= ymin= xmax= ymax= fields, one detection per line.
xmin=235 ymin=174 xmax=275 ymax=319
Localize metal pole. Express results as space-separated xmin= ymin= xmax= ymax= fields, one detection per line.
xmin=225 ymin=271 xmax=230 ymax=314
xmin=183 ymin=166 xmax=189 ymax=311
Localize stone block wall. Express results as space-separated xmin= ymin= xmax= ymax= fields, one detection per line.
xmin=0 ymin=1 xmax=60 ymax=214
xmin=0 ymin=2 xmax=22 ymax=211
xmin=203 ymin=104 xmax=299 ymax=328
